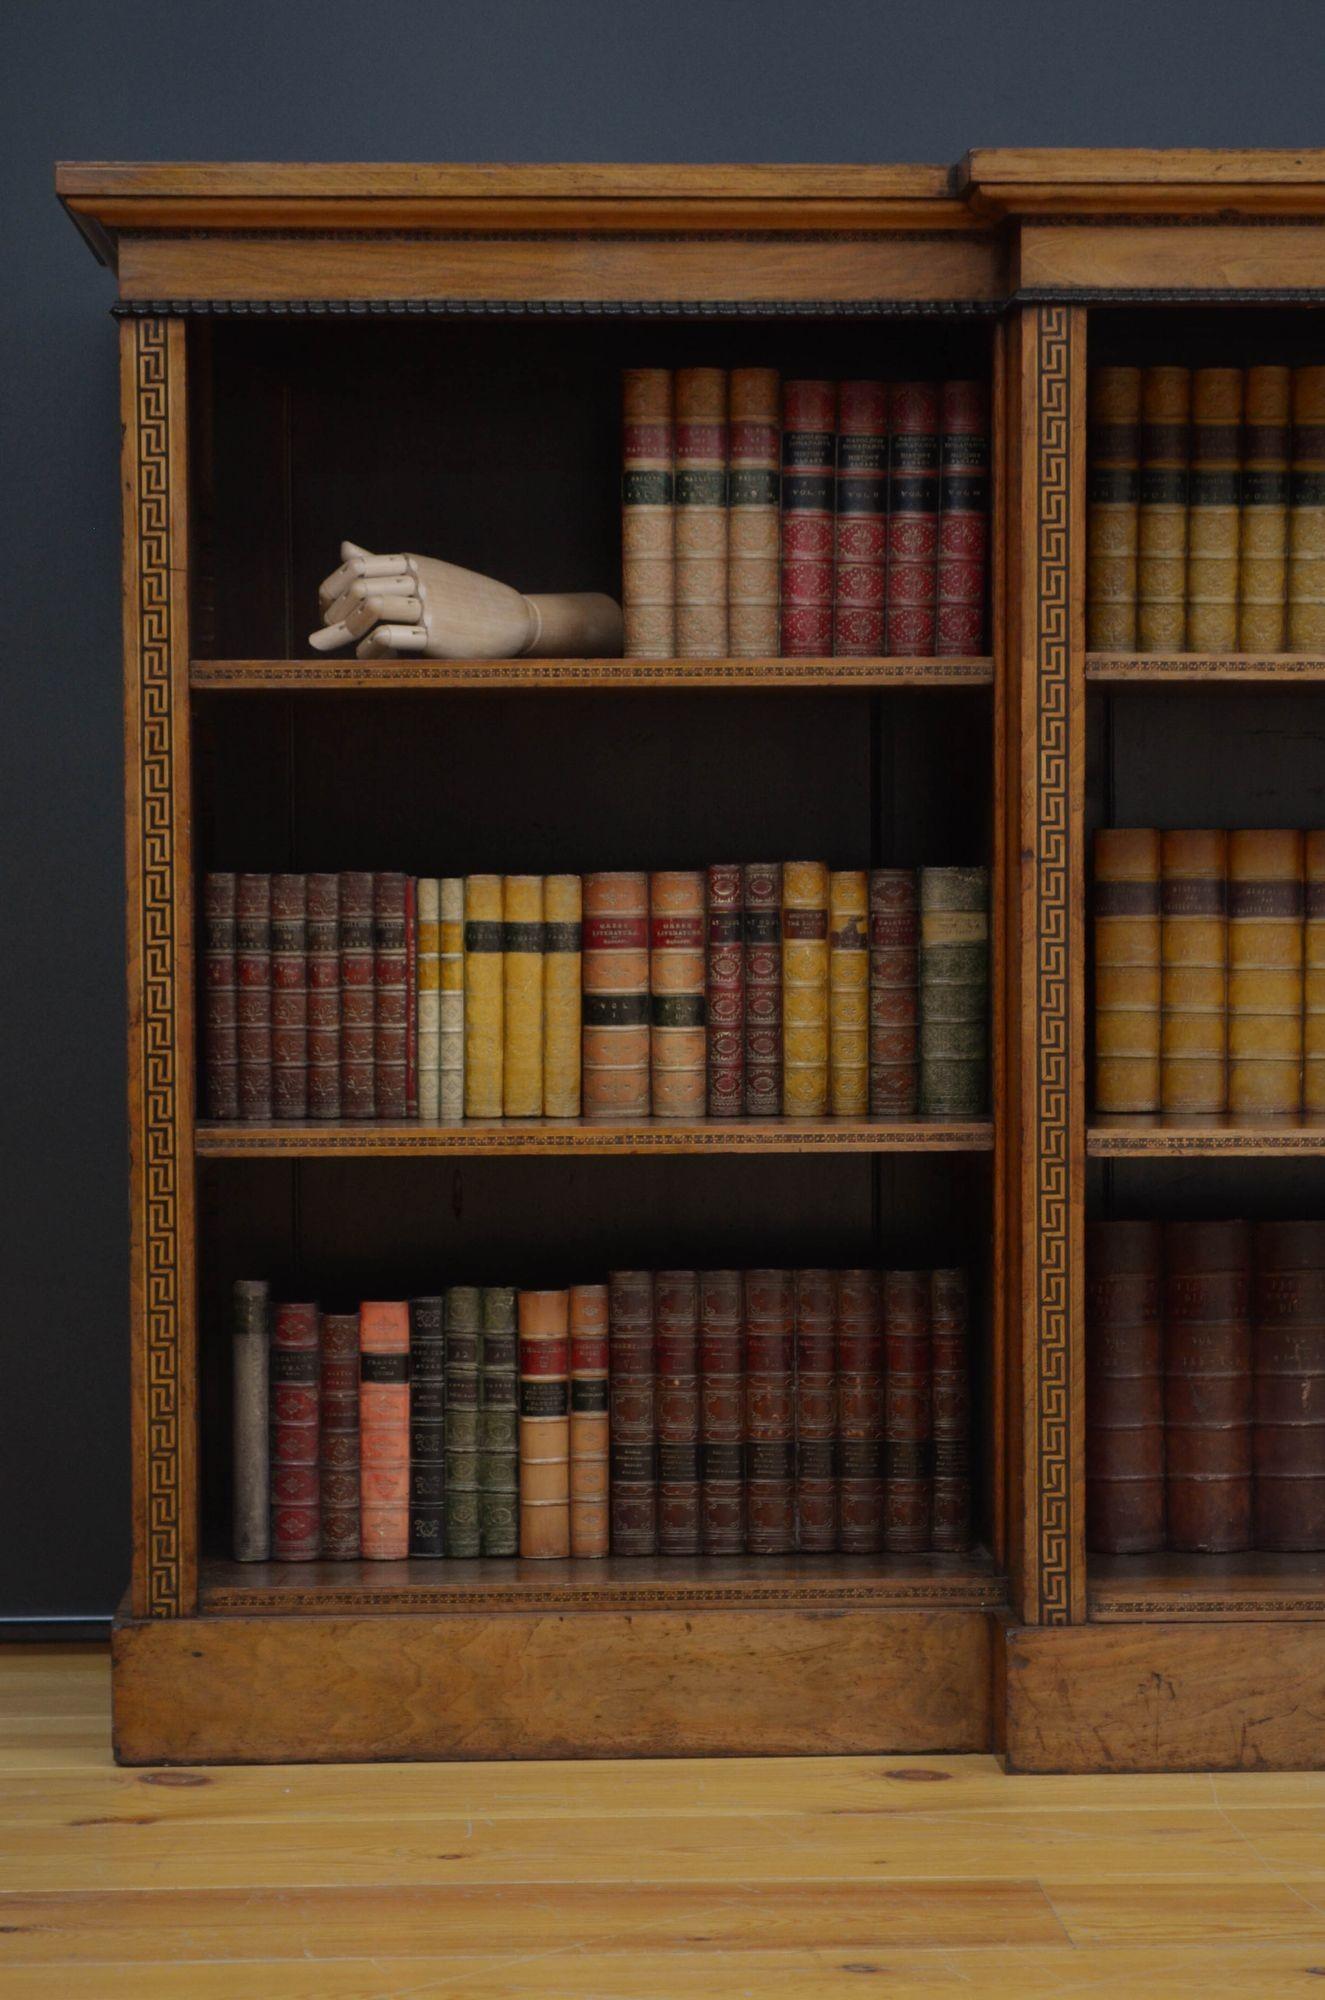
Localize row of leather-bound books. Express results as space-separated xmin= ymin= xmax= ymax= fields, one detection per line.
xmin=204 ymin=863 xmax=989 ymax=1123
xmin=1088 ymin=1219 xmax=1325 ymax=1554
xmin=1087 ymin=362 xmax=1325 ymax=653
xmin=1094 ymin=828 xmax=1325 ymax=1115
xmin=232 ymin=1264 xmax=972 ymax=1564
xmin=621 ymin=367 xmax=989 ymax=659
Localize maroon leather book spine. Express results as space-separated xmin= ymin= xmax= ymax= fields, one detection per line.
xmin=203 ymin=871 xmax=239 ymax=1120
xmin=743 ymin=862 xmax=782 ymax=1115
xmin=1086 ymin=1220 xmax=1165 ymax=1554
xmin=306 ymin=872 xmax=341 ymax=1120
xmin=405 ymin=876 xmax=418 ymax=1119
xmin=656 ymin=1270 xmax=701 ymax=1554
xmin=236 ymin=872 xmax=272 ymax=1121
xmin=1254 ymin=1220 xmax=1325 ymax=1551
xmin=936 ymin=379 xmax=990 ymax=656
xmin=706 ymin=863 xmax=745 ymax=1117
xmin=744 ymin=1268 xmax=795 ymax=1553
xmin=270 ymin=1301 xmax=320 ymax=1560
xmin=930 ymin=1267 xmax=972 ymax=1552
xmin=339 ymin=871 xmax=375 ymax=1121
xmin=1164 ymin=1218 xmax=1253 ymax=1552
xmin=883 ymin=1269 xmax=932 ymax=1552
xmin=780 ymin=379 xmax=836 ymax=656
xmin=836 ymin=1268 xmax=884 ymax=1552
xmin=886 ymin=381 xmax=940 ymax=657
xmin=609 ymin=1269 xmax=657 ymax=1554
xmin=794 ymin=1268 xmax=837 ymax=1551
xmin=700 ymin=1268 xmax=744 ymax=1553
xmin=319 ymin=1311 xmax=361 ymax=1559
xmin=374 ymin=871 xmax=408 ymax=1120
xmin=833 ymin=379 xmax=888 ymax=657
xmin=270 ymin=873 xmax=308 ymax=1121
xmin=869 ymin=869 xmax=919 ymax=1117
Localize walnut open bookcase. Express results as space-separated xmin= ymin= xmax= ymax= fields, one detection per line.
xmin=59 ymin=151 xmax=1325 ymax=1770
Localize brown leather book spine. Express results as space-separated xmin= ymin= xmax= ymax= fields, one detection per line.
xmin=1227 ymin=828 xmax=1304 ymax=1116
xmin=1289 ymin=366 xmax=1325 ymax=653
xmin=1253 ymin=1221 xmax=1325 ymax=1551
xmin=204 ymin=872 xmax=239 ymax=1121
xmin=650 ymin=870 xmax=706 ymax=1119
xmin=1087 ymin=366 xmax=1141 ymax=650
xmin=700 ymin=1268 xmax=745 ymax=1553
xmin=743 ymin=862 xmax=783 ymax=1115
xmin=1085 ymin=1221 xmax=1164 ymax=1554
xmin=883 ymin=1269 xmax=932 ymax=1553
xmin=1093 ymin=828 xmax=1161 ymax=1112
xmin=621 ymin=367 xmax=674 ymax=661
xmin=270 ymin=873 xmax=308 ymax=1121
xmin=320 ymin=1310 xmax=361 ymax=1560
xmin=570 ymin=1283 xmax=610 ymax=1559
xmin=306 ymin=872 xmax=341 ymax=1119
xmin=782 ymin=860 xmax=830 ymax=1117
xmin=359 ymin=1299 xmax=410 ymax=1560
xmin=1307 ymin=832 xmax=1325 ymax=1113
xmin=271 ymin=1302 xmax=320 ymax=1561
xmin=405 ymin=876 xmax=418 ymax=1119
xmin=780 ymin=378 xmax=836 ymax=657
xmin=407 ymin=1295 xmax=445 ymax=1558
xmin=869 ymin=868 xmax=919 ymax=1116
xmin=794 ymin=1268 xmax=837 ymax=1552
xmin=236 ymin=871 xmax=272 ymax=1121
xmin=836 ymin=1268 xmax=884 ymax=1552
xmin=930 ymin=1267 xmax=972 ymax=1553
xmin=518 ymin=1290 xmax=571 ymax=1560
xmin=1164 ymin=1219 xmax=1253 ymax=1553
xmin=887 ymin=380 xmax=940 ymax=657
xmin=1239 ymin=365 xmax=1291 ymax=652
xmin=744 ymin=1268 xmax=795 ymax=1554
xmin=706 ymin=863 xmax=745 ymax=1117
xmin=674 ymin=366 xmax=728 ymax=658
xmin=936 ymin=378 xmax=990 ymax=657
xmin=728 ymin=366 xmax=781 ymax=658
xmin=609 ymin=1269 xmax=657 ymax=1554
xmin=1137 ymin=365 xmax=1191 ymax=652
xmin=1160 ymin=829 xmax=1227 ymax=1115
xmin=582 ymin=872 xmax=650 ymax=1120
xmin=656 ymin=1269 xmax=701 ymax=1555
xmin=231 ymin=1278 xmax=269 ymax=1561
xmin=373 ymin=871 xmax=408 ymax=1120
xmin=829 ymin=870 xmax=869 ymax=1116
xmin=833 ymin=378 xmax=888 ymax=657
xmin=1187 ymin=367 xmax=1243 ymax=654
xmin=338 ymin=871 xmax=375 ymax=1121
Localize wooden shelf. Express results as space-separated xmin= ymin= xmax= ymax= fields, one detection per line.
xmin=1090 ymin=1551 xmax=1325 ymax=1623
xmin=191 ymin=656 xmax=994 ymax=692
xmin=196 ymin=1115 xmax=994 ymax=1158
xmin=1087 ymin=1113 xmax=1325 ymax=1157
xmin=1086 ymin=652 xmax=1325 ymax=684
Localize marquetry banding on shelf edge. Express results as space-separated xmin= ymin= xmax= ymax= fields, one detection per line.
xmin=1088 ymin=1127 xmax=1325 ymax=1156
xmin=1090 ymin=1595 xmax=1325 ymax=1620
xmin=202 ymin=1578 xmax=1008 ymax=1615
xmin=190 ymin=656 xmax=995 ymax=690
xmin=1086 ymin=653 xmax=1325 ymax=681
xmin=195 ymin=1120 xmax=994 ymax=1156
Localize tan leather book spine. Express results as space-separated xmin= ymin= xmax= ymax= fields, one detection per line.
xmin=728 ymin=366 xmax=780 ymax=658
xmin=1164 ymin=1219 xmax=1253 ymax=1554
xmin=542 ymin=874 xmax=582 ymax=1118
xmin=1187 ymin=367 xmax=1243 ymax=654
xmin=1087 ymin=366 xmax=1140 ymax=650
xmin=1253 ymin=1220 xmax=1325 ymax=1551
xmin=1289 ymin=366 xmax=1325 ymax=653
xmin=1160 ymin=829 xmax=1227 ymax=1114
xmin=649 ymin=869 xmax=706 ymax=1118
xmin=674 ymin=366 xmax=728 ymax=658
xmin=582 ymin=871 xmax=650 ymax=1119
xmin=416 ymin=878 xmax=440 ymax=1121
xmin=438 ymin=877 xmax=465 ymax=1122
xmin=502 ymin=874 xmax=544 ymax=1118
xmin=1137 ymin=365 xmax=1190 ymax=652
xmin=1239 ymin=365 xmax=1291 ymax=652
xmin=621 ymin=367 xmax=674 ymax=660
xmin=518 ymin=1290 xmax=570 ymax=1559
xmin=782 ymin=860 xmax=830 ymax=1117
xmin=463 ymin=874 xmax=503 ymax=1118
xmin=1306 ymin=832 xmax=1325 ymax=1113
xmin=359 ymin=1300 xmax=410 ymax=1561
xmin=1227 ymin=828 xmax=1304 ymax=1115
xmin=828 ymin=870 xmax=869 ymax=1116
xmin=1093 ymin=828 xmax=1161 ymax=1112
xmin=569 ymin=1283 xmax=609 ymax=1558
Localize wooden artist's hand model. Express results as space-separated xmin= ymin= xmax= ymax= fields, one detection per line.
xmin=309 ymin=542 xmax=623 ymax=660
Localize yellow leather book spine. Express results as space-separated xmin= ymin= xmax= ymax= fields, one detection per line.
xmin=782 ymin=860 xmax=830 ymax=1117
xmin=1137 ymin=365 xmax=1190 ymax=652
xmin=1187 ymin=367 xmax=1243 ymax=654
xmin=1228 ymin=828 xmax=1304 ymax=1116
xmin=1305 ymin=832 xmax=1325 ymax=1113
xmin=501 ymin=874 xmax=544 ymax=1118
xmin=438 ymin=877 xmax=465 ymax=1122
xmin=828 ymin=869 xmax=869 ymax=1117
xmin=649 ymin=870 xmax=706 ymax=1119
xmin=1289 ymin=366 xmax=1325 ymax=654
xmin=1160 ymin=829 xmax=1227 ymax=1114
xmin=518 ymin=1289 xmax=571 ymax=1560
xmin=1087 ymin=366 xmax=1140 ymax=651
xmin=542 ymin=874 xmax=582 ymax=1118
xmin=416 ymin=878 xmax=440 ymax=1121
xmin=1239 ymin=365 xmax=1291 ymax=653
xmin=1094 ymin=828 xmax=1161 ymax=1112
xmin=569 ymin=1283 xmax=610 ymax=1558
xmin=463 ymin=874 xmax=503 ymax=1118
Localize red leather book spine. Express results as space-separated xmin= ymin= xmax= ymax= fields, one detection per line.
xmin=930 ymin=1267 xmax=972 ymax=1552
xmin=1086 ymin=1220 xmax=1164 ymax=1554
xmin=743 ymin=862 xmax=782 ymax=1116
xmin=405 ymin=876 xmax=418 ymax=1119
xmin=744 ymin=1267 xmax=795 ymax=1553
xmin=869 ymin=869 xmax=919 ymax=1116
xmin=1164 ymin=1219 xmax=1253 ymax=1553
xmin=319 ymin=1311 xmax=361 ymax=1559
xmin=700 ymin=1268 xmax=745 ymax=1553
xmin=374 ymin=871 xmax=408 ymax=1120
xmin=270 ymin=873 xmax=308 ymax=1121
xmin=270 ymin=1301 xmax=320 ymax=1560
xmin=306 ymin=872 xmax=341 ymax=1120
xmin=236 ymin=871 xmax=272 ymax=1121
xmin=780 ymin=379 xmax=836 ymax=657
xmin=883 ymin=1269 xmax=932 ymax=1552
xmin=359 ymin=1299 xmax=410 ymax=1560
xmin=706 ymin=863 xmax=745 ymax=1117
xmin=656 ymin=1269 xmax=701 ymax=1554
xmin=936 ymin=379 xmax=990 ymax=656
xmin=886 ymin=381 xmax=940 ymax=657
xmin=339 ymin=871 xmax=375 ymax=1120
xmin=203 ymin=871 xmax=239 ymax=1120
xmin=609 ymin=1269 xmax=657 ymax=1554
xmin=833 ymin=379 xmax=888 ymax=657
xmin=1254 ymin=1220 xmax=1325 ymax=1551
xmin=836 ymin=1267 xmax=884 ymax=1552
xmin=794 ymin=1268 xmax=837 ymax=1552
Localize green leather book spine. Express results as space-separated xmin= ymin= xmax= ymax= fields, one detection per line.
xmin=443 ymin=1286 xmax=482 ymax=1558
xmin=918 ymin=866 xmax=989 ymax=1116
xmin=480 ymin=1286 xmax=519 ymax=1556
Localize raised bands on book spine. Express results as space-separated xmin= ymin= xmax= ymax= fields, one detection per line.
xmin=869 ymin=868 xmax=919 ymax=1116
xmin=886 ymin=380 xmax=939 ymax=657
xmin=502 ymin=875 xmax=545 ymax=1118
xmin=359 ymin=1300 xmax=410 ymax=1561
xmin=306 ymin=872 xmax=341 ymax=1119
xmin=650 ymin=870 xmax=706 ymax=1118
xmin=656 ymin=1269 xmax=701 ymax=1554
xmin=829 ymin=869 xmax=869 ymax=1117
xmin=744 ymin=1268 xmax=795 ymax=1554
xmin=794 ymin=1267 xmax=837 ymax=1553
xmin=621 ymin=367 xmax=675 ymax=661
xmin=407 ymin=1295 xmax=445 ymax=1558
xmin=780 ymin=379 xmax=836 ymax=657
xmin=231 ymin=1279 xmax=269 ymax=1561
xmin=480 ymin=1287 xmax=519 ymax=1556
xmin=1093 ymin=830 xmax=1161 ymax=1113
xmin=936 ymin=378 xmax=989 ymax=657
xmin=570 ymin=1283 xmax=610 ymax=1558
xmin=443 ymin=1287 xmax=482 ymax=1558
xmin=833 ymin=379 xmax=887 ymax=658
xmin=743 ymin=862 xmax=782 ymax=1116
xmin=1307 ymin=832 xmax=1325 ymax=1114
xmin=1085 ymin=1221 xmax=1164 ymax=1555
xmin=373 ymin=872 xmax=409 ymax=1120
xmin=543 ymin=874 xmax=582 ymax=1118
xmin=1160 ymin=829 xmax=1227 ymax=1115
xmin=438 ymin=877 xmax=465 ymax=1122
xmin=1253 ymin=1220 xmax=1325 ymax=1552
xmin=204 ymin=872 xmax=239 ymax=1120
xmin=582 ymin=873 xmax=650 ymax=1120
xmin=700 ymin=1268 xmax=744 ymax=1553
xmin=236 ymin=872 xmax=272 ymax=1121
xmin=1289 ymin=366 xmax=1325 ymax=653
xmin=463 ymin=875 xmax=504 ymax=1118
xmin=1087 ymin=366 xmax=1141 ymax=651
xmin=1227 ymin=828 xmax=1304 ymax=1116
xmin=728 ymin=366 xmax=781 ymax=658
xmin=271 ymin=1302 xmax=320 ymax=1560
xmin=338 ymin=872 xmax=375 ymax=1121
xmin=1187 ymin=367 xmax=1243 ymax=655
xmin=705 ymin=863 xmax=745 ymax=1117
xmin=883 ymin=1269 xmax=932 ymax=1553
xmin=270 ymin=873 xmax=308 ymax=1121
xmin=519 ymin=1289 xmax=571 ymax=1559
xmin=1137 ymin=365 xmax=1190 ymax=652
xmin=836 ymin=1268 xmax=884 ymax=1553
xmin=1164 ymin=1220 xmax=1253 ymax=1554
xmin=782 ymin=860 xmax=829 ymax=1118
xmin=674 ymin=366 xmax=728 ymax=658
xmin=919 ymin=865 xmax=989 ymax=1116
xmin=1239 ymin=364 xmax=1291 ymax=652
xmin=416 ymin=878 xmax=441 ymax=1122
xmin=930 ymin=1267 xmax=972 ymax=1552
xmin=320 ymin=1310 xmax=361 ymax=1560
xmin=609 ymin=1269 xmax=657 ymax=1554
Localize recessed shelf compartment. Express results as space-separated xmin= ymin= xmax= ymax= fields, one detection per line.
xmin=1090 ymin=1551 xmax=1325 ymax=1622
xmin=192 ymin=656 xmax=995 ymax=692
xmin=196 ymin=1116 xmax=995 ymax=1157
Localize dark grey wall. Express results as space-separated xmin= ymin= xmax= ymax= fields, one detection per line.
xmin=5 ymin=0 xmax=1324 ymax=1623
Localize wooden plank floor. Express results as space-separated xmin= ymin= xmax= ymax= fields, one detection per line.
xmin=6 ymin=1649 xmax=1325 ymax=1994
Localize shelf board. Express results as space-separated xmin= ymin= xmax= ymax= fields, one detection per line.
xmin=190 ymin=655 xmax=994 ymax=692
xmin=1088 ymin=1113 xmax=1325 ymax=1158
xmin=1086 ymin=652 xmax=1325 ymax=685
xmin=196 ymin=1115 xmax=994 ymax=1157
xmin=1090 ymin=1551 xmax=1325 ymax=1623
xmin=200 ymin=1549 xmax=1006 ymax=1617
